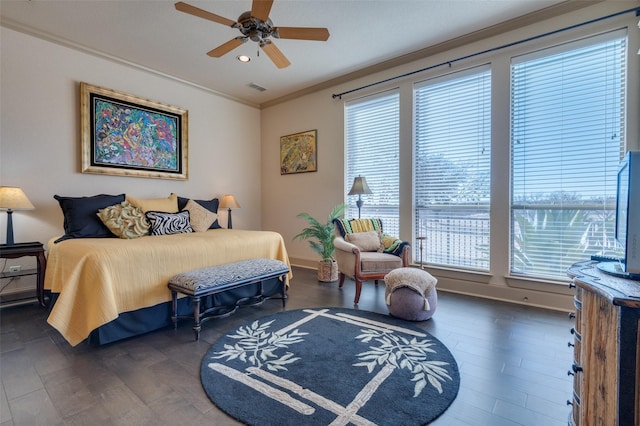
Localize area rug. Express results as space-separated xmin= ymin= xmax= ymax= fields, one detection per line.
xmin=200 ymin=308 xmax=460 ymax=425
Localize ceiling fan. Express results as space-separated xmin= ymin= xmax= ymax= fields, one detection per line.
xmin=175 ymin=0 xmax=330 ymax=69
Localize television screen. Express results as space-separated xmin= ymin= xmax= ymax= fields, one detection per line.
xmin=614 ymin=150 xmax=639 ymax=277
xmin=598 ymin=151 xmax=639 ymax=280
xmin=615 ymin=156 xmax=629 ymax=254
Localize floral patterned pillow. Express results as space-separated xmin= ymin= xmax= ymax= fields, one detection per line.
xmin=96 ymin=200 xmax=150 ymax=239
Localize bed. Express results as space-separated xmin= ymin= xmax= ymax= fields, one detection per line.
xmin=44 ymin=229 xmax=292 ymax=346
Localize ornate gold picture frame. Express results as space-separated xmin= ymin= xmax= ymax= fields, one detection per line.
xmin=81 ymin=82 xmax=188 ymax=180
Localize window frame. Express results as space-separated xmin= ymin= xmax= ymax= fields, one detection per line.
xmin=508 ymin=29 xmax=628 ymax=281
xmin=413 ymin=65 xmax=492 ymax=272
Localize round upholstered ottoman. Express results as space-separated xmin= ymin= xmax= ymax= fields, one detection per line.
xmin=384 ymin=267 xmax=438 ymax=321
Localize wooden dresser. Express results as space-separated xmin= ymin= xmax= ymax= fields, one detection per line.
xmin=567 ymin=261 xmax=640 ymax=426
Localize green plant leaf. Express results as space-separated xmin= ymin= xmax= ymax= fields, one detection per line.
xmin=293 ymin=204 xmax=346 ymax=260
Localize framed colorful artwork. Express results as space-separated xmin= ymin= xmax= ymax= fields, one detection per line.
xmin=80 ymin=82 xmax=188 ymax=180
xmin=280 ymin=129 xmax=317 ymax=175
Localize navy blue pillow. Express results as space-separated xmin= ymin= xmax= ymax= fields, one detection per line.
xmin=54 ymin=194 xmax=126 ymax=243
xmin=177 ymin=196 xmax=221 ymax=229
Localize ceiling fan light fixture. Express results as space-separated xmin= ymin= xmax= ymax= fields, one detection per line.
xmin=236 ymin=55 xmax=251 ymax=63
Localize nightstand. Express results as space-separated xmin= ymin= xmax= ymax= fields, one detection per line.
xmin=0 ymin=242 xmax=47 ymax=307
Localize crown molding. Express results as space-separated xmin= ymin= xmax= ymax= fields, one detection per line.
xmin=260 ymin=0 xmax=603 ymax=109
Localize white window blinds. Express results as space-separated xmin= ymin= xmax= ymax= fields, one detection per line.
xmin=510 ymin=30 xmax=627 ymax=280
xmin=345 ymin=91 xmax=400 ymax=235
xmin=414 ymin=66 xmax=492 ymax=270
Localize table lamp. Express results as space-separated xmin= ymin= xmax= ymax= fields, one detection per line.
xmin=348 ymin=176 xmax=372 ymax=219
xmin=0 ymin=186 xmax=35 ymax=246
xmin=219 ymin=195 xmax=240 ymax=229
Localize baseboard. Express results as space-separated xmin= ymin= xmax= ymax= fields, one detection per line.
xmin=288 ymin=257 xmax=574 ymax=313
xmin=434 ymin=281 xmax=573 ymax=313
xmin=290 ymin=258 xmax=319 ymax=270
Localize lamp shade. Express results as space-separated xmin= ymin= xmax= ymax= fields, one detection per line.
xmin=219 ymin=194 xmax=240 ymax=209
xmin=0 ymin=187 xmax=35 ymax=210
xmin=348 ymin=176 xmax=373 ymax=196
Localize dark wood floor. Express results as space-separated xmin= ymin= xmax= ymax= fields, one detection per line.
xmin=0 ymin=266 xmax=574 ymax=425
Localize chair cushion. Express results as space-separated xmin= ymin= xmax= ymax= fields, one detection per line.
xmin=360 ymin=252 xmax=404 ymax=272
xmin=345 ymin=230 xmax=383 ymax=252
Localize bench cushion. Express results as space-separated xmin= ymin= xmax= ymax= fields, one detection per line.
xmin=169 ymin=258 xmax=289 ymax=294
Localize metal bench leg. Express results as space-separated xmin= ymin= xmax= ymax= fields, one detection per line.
xmin=192 ymin=296 xmax=201 ymax=341
xmin=280 ymin=275 xmax=287 ymax=307
xmin=170 ymin=290 xmax=178 ymax=329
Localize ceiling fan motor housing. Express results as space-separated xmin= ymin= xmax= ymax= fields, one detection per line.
xmin=237 ymin=11 xmax=274 ymax=42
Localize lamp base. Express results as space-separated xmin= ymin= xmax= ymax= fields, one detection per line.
xmin=5 ymin=210 xmax=14 ymax=246
xmin=356 ymin=198 xmax=363 ymax=219
xmin=227 ymin=208 xmax=233 ymax=229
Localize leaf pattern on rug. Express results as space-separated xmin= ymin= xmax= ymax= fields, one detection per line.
xmin=353 ymin=328 xmax=453 ymax=397
xmin=211 ymin=319 xmax=308 ymax=372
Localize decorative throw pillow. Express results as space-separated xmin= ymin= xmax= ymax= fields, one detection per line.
xmin=184 ymin=199 xmax=217 ymax=232
xmin=345 ymin=230 xmax=383 ymax=252
xmin=127 ymin=193 xmax=178 ymax=213
xmin=178 ymin=196 xmax=222 ymax=229
xmin=145 ymin=210 xmax=193 ymax=236
xmin=53 ymin=193 xmax=126 ymax=243
xmin=97 ymin=200 xmax=150 ymax=239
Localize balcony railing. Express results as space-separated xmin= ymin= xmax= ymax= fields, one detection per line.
xmin=416 ymin=207 xmax=490 ymax=271
xmin=347 ymin=204 xmax=621 ymax=280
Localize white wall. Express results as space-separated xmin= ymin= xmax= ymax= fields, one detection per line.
xmin=0 ymin=27 xmax=262 ymax=246
xmin=261 ymin=2 xmax=640 ymax=311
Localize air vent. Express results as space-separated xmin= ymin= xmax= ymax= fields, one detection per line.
xmin=247 ymin=82 xmax=267 ymax=92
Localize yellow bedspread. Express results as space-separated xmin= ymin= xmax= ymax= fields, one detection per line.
xmin=45 ymin=229 xmax=292 ymax=346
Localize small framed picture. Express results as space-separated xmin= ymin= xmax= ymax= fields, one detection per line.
xmin=280 ymin=129 xmax=317 ymax=175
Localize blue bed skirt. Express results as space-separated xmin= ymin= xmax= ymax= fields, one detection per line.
xmin=50 ymin=277 xmax=284 ymax=345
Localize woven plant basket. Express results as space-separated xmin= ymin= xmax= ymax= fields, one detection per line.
xmin=317 ymin=259 xmax=338 ymax=282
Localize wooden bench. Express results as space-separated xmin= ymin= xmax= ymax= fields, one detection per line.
xmin=168 ymin=258 xmax=289 ymax=340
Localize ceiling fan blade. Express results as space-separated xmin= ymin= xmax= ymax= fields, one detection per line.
xmin=260 ymin=41 xmax=291 ymax=69
xmin=275 ymin=27 xmax=330 ymax=41
xmin=207 ymin=38 xmax=246 ymax=57
xmin=175 ymin=2 xmax=237 ymax=27
xmin=251 ymin=0 xmax=274 ymax=22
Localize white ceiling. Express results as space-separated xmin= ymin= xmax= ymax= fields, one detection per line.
xmin=1 ymin=0 xmax=568 ymax=105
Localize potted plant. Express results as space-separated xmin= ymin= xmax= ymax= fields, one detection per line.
xmin=293 ymin=204 xmax=346 ymax=282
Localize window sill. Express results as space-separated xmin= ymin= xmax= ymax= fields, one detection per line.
xmin=419 ymin=264 xmax=492 ymax=284
xmin=506 ymin=275 xmax=573 ymax=295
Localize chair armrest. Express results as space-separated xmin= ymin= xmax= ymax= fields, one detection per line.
xmin=333 ymin=236 xmax=360 ymax=278
xmin=333 ymin=236 xmax=360 ymax=254
xmin=400 ymin=244 xmax=410 ymax=266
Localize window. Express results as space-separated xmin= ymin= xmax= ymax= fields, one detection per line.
xmin=345 ymin=91 xmax=400 ymax=236
xmin=510 ymin=30 xmax=627 ymax=280
xmin=414 ymin=66 xmax=492 ymax=270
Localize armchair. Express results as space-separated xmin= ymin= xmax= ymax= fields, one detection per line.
xmin=333 ymin=218 xmax=410 ymax=304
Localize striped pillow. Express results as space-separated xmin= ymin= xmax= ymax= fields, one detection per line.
xmin=145 ymin=211 xmax=193 ymax=236
xmin=333 ymin=218 xmax=383 ymax=236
